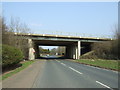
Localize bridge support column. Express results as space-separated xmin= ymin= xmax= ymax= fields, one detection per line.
xmin=34 ymin=44 xmax=40 ymax=59
xmin=66 ymin=45 xmax=74 ymax=59
xmin=28 ymin=39 xmax=35 ymax=60
xmin=75 ymin=45 xmax=78 ymax=59
xmin=73 ymin=41 xmax=81 ymax=60
xmin=66 ymin=41 xmax=81 ymax=60
xmin=72 ymin=41 xmax=81 ymax=60
xmin=73 ymin=45 xmax=76 ymax=59
xmin=68 ymin=44 xmax=77 ymax=59
xmin=77 ymin=41 xmax=81 ymax=59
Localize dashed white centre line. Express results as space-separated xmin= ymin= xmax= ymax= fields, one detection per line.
xmin=58 ymin=61 xmax=83 ymax=74
xmin=56 ymin=60 xmax=60 ymax=62
xmin=57 ymin=60 xmax=116 ymax=89
xmin=60 ymin=63 xmax=66 ymax=66
xmin=96 ymin=81 xmax=114 ymax=90
xmin=69 ymin=67 xmax=83 ymax=74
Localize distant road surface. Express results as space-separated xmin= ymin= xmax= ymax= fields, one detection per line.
xmin=3 ymin=59 xmax=119 ymax=89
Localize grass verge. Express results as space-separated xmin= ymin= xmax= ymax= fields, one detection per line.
xmin=1 ymin=60 xmax=35 ymax=80
xmin=72 ymin=59 xmax=120 ymax=71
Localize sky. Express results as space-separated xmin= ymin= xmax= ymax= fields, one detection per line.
xmin=39 ymin=46 xmax=58 ymax=50
xmin=2 ymin=2 xmax=118 ymax=49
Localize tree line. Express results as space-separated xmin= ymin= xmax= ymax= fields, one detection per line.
xmin=81 ymin=26 xmax=120 ymax=60
xmin=39 ymin=46 xmax=65 ymax=55
xmin=1 ymin=16 xmax=30 ymax=70
xmin=1 ymin=15 xmax=119 ymax=71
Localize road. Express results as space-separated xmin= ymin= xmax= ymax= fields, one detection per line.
xmin=2 ymin=59 xmax=119 ymax=89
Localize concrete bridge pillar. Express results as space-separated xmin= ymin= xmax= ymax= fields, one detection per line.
xmin=66 ymin=41 xmax=81 ymax=60
xmin=28 ymin=39 xmax=35 ymax=60
xmin=75 ymin=45 xmax=78 ymax=59
xmin=77 ymin=41 xmax=81 ymax=59
xmin=72 ymin=41 xmax=81 ymax=59
xmin=34 ymin=44 xmax=40 ymax=59
xmin=73 ymin=44 xmax=76 ymax=59
xmin=66 ymin=45 xmax=73 ymax=59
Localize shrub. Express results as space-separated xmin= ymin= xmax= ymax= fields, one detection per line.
xmin=2 ymin=44 xmax=23 ymax=68
xmin=80 ymin=51 xmax=98 ymax=59
xmin=92 ymin=41 xmax=119 ymax=60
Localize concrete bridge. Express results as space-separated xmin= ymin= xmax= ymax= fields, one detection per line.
xmin=17 ymin=33 xmax=112 ymax=60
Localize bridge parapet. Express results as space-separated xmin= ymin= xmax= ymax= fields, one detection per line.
xmin=29 ymin=30 xmax=113 ymax=39
xmin=15 ymin=33 xmax=113 ymax=42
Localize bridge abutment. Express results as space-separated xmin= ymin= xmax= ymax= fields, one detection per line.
xmin=28 ymin=39 xmax=35 ymax=60
xmin=66 ymin=41 xmax=81 ymax=59
xmin=34 ymin=44 xmax=40 ymax=59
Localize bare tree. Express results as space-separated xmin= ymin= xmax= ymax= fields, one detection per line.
xmin=91 ymin=25 xmax=119 ymax=60
xmin=0 ymin=16 xmax=2 ymax=70
xmin=57 ymin=46 xmax=65 ymax=55
xmin=111 ymin=26 xmax=119 ymax=59
xmin=0 ymin=16 xmax=1 ymax=35
xmin=2 ymin=17 xmax=30 ymax=59
xmin=50 ymin=48 xmax=57 ymax=55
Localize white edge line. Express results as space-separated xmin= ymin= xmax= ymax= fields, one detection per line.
xmin=96 ymin=81 xmax=114 ymax=90
xmin=86 ymin=65 xmax=118 ymax=73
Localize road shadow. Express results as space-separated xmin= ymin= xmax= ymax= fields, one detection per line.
xmin=37 ymin=56 xmax=67 ymax=60
xmin=2 ymin=63 xmax=22 ymax=74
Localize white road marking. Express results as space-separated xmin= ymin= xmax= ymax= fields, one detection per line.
xmin=86 ymin=65 xmax=118 ymax=73
xmin=56 ymin=60 xmax=60 ymax=62
xmin=96 ymin=81 xmax=114 ymax=90
xmin=57 ymin=61 xmax=117 ymax=89
xmin=69 ymin=67 xmax=83 ymax=74
xmin=112 ymin=71 xmax=118 ymax=73
xmin=86 ymin=65 xmax=101 ymax=69
xmin=60 ymin=63 xmax=66 ymax=66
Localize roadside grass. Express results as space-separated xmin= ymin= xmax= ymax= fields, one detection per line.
xmin=74 ymin=59 xmax=120 ymax=71
xmin=1 ymin=60 xmax=35 ymax=80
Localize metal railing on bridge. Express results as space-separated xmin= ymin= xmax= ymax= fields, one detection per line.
xmin=32 ymin=30 xmax=113 ymax=39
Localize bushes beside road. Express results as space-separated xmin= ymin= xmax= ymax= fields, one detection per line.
xmin=2 ymin=60 xmax=34 ymax=80
xmin=1 ymin=45 xmax=35 ymax=80
xmin=81 ymin=26 xmax=119 ymax=60
xmin=2 ymin=44 xmax=23 ymax=68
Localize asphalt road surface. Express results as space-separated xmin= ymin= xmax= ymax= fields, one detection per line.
xmin=2 ymin=59 xmax=119 ymax=89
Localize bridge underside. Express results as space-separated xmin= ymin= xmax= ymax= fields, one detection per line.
xmin=28 ymin=39 xmax=92 ymax=60
xmin=16 ymin=33 xmax=110 ymax=60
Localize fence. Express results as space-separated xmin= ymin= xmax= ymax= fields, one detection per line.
xmin=32 ymin=30 xmax=113 ymax=39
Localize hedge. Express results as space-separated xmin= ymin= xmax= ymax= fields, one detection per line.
xmin=2 ymin=44 xmax=24 ymax=68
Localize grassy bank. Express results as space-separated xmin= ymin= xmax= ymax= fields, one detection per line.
xmin=73 ymin=59 xmax=120 ymax=71
xmin=2 ymin=60 xmax=35 ymax=80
